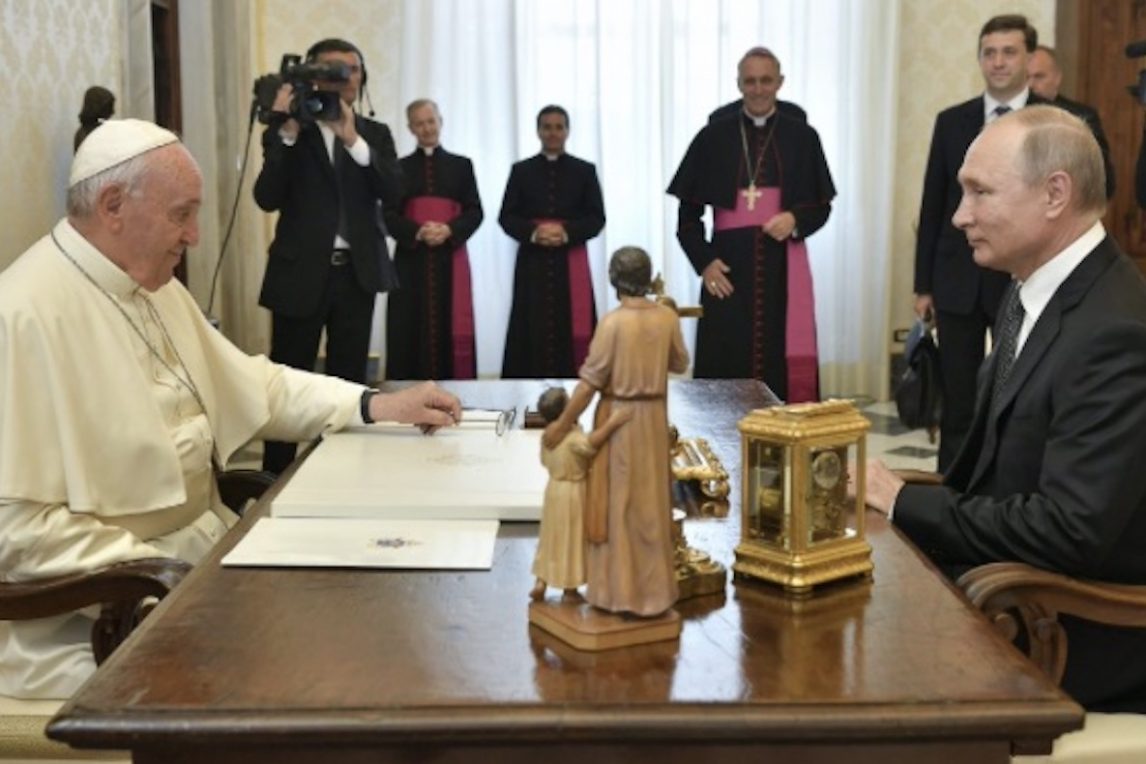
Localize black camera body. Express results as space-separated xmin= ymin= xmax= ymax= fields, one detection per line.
xmin=253 ymin=54 xmax=348 ymax=125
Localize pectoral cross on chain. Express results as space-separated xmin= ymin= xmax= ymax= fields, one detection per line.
xmin=741 ymin=183 xmax=762 ymax=211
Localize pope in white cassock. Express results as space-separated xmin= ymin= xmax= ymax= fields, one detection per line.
xmin=0 ymin=120 xmax=462 ymax=699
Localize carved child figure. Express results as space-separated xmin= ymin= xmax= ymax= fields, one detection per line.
xmin=531 ymin=387 xmax=631 ymax=601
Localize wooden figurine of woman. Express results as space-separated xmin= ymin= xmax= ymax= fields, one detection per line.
xmin=531 ymin=386 xmax=630 ymax=601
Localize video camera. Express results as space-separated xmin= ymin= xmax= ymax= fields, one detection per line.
xmin=253 ymin=54 xmax=348 ymax=125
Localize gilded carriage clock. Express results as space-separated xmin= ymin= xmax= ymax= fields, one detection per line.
xmin=734 ymin=400 xmax=873 ymax=596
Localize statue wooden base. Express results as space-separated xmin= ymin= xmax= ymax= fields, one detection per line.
xmin=528 ymin=598 xmax=681 ymax=651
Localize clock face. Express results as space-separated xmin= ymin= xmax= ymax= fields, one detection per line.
xmin=811 ymin=450 xmax=842 ymax=491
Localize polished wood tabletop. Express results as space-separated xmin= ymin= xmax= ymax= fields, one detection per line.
xmin=48 ymin=380 xmax=1082 ymax=763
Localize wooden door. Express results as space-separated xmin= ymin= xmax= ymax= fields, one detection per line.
xmin=151 ymin=0 xmax=186 ymax=284
xmin=1058 ymin=0 xmax=1146 ymax=270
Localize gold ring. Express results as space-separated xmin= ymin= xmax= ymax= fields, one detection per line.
xmin=709 ymin=281 xmax=717 ymax=289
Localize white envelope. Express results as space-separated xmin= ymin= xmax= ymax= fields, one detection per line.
xmin=221 ymin=517 xmax=499 ymax=569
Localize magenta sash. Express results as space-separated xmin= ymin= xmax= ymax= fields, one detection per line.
xmin=534 ymin=219 xmax=593 ymax=372
xmin=713 ymin=187 xmax=818 ymax=402
xmin=405 ymin=196 xmax=475 ymax=378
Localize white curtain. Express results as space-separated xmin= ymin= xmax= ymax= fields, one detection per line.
xmin=396 ymin=0 xmax=900 ymax=397
xmin=178 ymin=0 xmax=269 ymax=353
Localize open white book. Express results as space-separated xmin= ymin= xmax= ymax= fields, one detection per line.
xmin=271 ymin=421 xmax=547 ymax=521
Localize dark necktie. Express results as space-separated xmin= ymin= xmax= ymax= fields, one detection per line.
xmin=332 ymin=136 xmax=351 ymax=242
xmin=993 ymin=104 xmax=1012 ymax=119
xmin=991 ymin=282 xmax=1025 ymax=405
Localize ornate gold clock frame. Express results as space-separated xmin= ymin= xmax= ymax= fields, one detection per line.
xmin=734 ymin=400 xmax=873 ymax=596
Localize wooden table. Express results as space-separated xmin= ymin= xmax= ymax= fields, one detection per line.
xmin=48 ymin=380 xmax=1082 ymax=763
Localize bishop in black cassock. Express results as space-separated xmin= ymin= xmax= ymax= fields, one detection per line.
xmin=668 ymin=59 xmax=834 ymax=402
xmin=499 ymin=106 xmax=606 ymax=379
xmin=384 ymin=101 xmax=483 ymax=380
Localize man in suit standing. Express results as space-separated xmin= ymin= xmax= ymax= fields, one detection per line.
xmin=1027 ymin=45 xmax=1115 ymax=198
xmin=866 ymin=106 xmax=1146 ymax=712
xmin=914 ymin=14 xmax=1047 ymax=471
xmin=254 ymin=38 xmax=403 ymax=474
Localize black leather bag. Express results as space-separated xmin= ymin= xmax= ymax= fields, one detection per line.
xmin=895 ymin=320 xmax=942 ymax=431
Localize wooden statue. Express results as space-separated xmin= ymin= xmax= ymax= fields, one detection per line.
xmin=530 ymin=387 xmax=631 ymax=601
xmin=544 ymin=246 xmax=689 ymax=617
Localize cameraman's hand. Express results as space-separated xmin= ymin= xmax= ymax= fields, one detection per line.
xmin=272 ymin=84 xmax=299 ymax=141
xmin=331 ymin=98 xmax=359 ymax=145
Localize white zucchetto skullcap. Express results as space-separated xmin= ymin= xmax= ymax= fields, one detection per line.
xmin=69 ymin=118 xmax=179 ymax=187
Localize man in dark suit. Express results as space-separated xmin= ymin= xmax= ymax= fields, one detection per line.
xmin=867 ymin=106 xmax=1146 ymax=712
xmin=1027 ymin=44 xmax=1115 ymax=198
xmin=914 ymin=14 xmax=1047 ymax=471
xmin=254 ymin=37 xmax=403 ymax=474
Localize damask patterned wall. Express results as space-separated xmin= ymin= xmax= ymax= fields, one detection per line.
xmin=890 ymin=0 xmax=1054 ymax=340
xmin=0 ymin=0 xmax=123 ymax=270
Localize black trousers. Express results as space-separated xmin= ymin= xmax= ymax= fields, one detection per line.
xmin=262 ymin=264 xmax=375 ymax=475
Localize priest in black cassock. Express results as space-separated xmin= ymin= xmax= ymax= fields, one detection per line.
xmin=499 ymin=105 xmax=606 ymax=378
xmin=668 ymin=47 xmax=835 ymax=402
xmin=384 ymin=99 xmax=483 ymax=380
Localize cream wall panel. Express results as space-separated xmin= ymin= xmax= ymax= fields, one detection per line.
xmin=889 ymin=0 xmax=1054 ymax=348
xmin=0 ymin=0 xmax=122 ymax=272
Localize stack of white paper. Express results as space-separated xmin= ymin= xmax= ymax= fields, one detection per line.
xmin=271 ymin=426 xmax=547 ymax=521
xmin=221 ymin=518 xmax=499 ymax=569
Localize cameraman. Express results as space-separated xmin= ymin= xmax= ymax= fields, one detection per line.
xmin=254 ymin=38 xmax=403 ymax=475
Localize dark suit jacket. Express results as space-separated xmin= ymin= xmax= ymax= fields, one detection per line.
xmin=708 ymin=98 xmax=807 ymax=124
xmin=896 ymin=235 xmax=1146 ymax=709
xmin=1053 ymin=95 xmax=1115 ymax=199
xmin=914 ymin=94 xmax=1049 ymax=315
xmin=254 ymin=116 xmax=403 ymax=318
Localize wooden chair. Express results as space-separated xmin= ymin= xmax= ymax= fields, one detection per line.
xmin=895 ymin=469 xmax=1146 ymax=763
xmin=0 ymin=469 xmax=275 ymax=761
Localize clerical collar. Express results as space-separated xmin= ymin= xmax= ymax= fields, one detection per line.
xmin=54 ymin=219 xmax=139 ymax=300
xmin=984 ymin=88 xmax=1030 ymax=122
xmin=421 ymin=145 xmax=438 ymax=156
xmin=742 ymin=108 xmax=776 ymax=128
xmin=542 ymin=152 xmax=563 ymax=161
